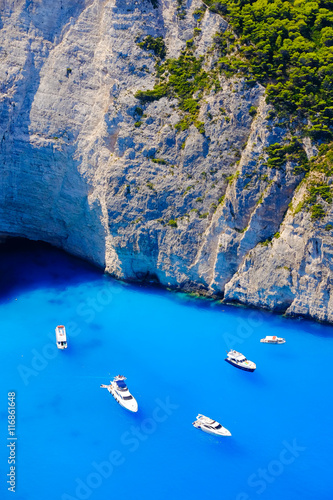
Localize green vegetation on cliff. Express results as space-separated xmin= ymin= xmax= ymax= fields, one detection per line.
xmin=135 ymin=10 xmax=220 ymax=132
xmin=138 ymin=35 xmax=166 ymax=59
xmin=264 ymin=138 xmax=309 ymax=173
xmin=204 ymin=0 xmax=333 ymax=139
xmin=137 ymin=1 xmax=333 ymax=145
xmin=302 ymin=143 xmax=333 ymax=218
xmin=136 ymin=1 xmax=333 ymax=219
xmin=204 ymin=0 xmax=333 ymax=219
xmin=135 ymin=51 xmax=216 ymax=131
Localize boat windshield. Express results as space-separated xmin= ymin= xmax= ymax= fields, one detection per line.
xmin=123 ymin=395 xmax=133 ymax=400
xmin=214 ymin=424 xmax=222 ymax=429
xmin=229 ymin=351 xmax=246 ymax=362
xmin=116 ymin=380 xmax=128 ymax=391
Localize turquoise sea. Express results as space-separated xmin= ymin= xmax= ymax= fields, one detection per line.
xmin=0 ymin=239 xmax=332 ymax=500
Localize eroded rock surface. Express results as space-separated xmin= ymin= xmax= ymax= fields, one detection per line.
xmin=1 ymin=0 xmax=333 ymax=322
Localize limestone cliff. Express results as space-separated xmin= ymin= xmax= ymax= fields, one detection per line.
xmin=1 ymin=0 xmax=333 ymax=323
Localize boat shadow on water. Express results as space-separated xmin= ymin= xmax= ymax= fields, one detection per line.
xmin=201 ymin=433 xmax=247 ymax=457
xmin=55 ymin=337 xmax=104 ymax=359
xmin=227 ymin=369 xmax=267 ymax=388
xmin=68 ymin=337 xmax=104 ymax=355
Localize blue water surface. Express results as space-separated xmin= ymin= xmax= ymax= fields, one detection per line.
xmin=0 ymin=240 xmax=332 ymax=500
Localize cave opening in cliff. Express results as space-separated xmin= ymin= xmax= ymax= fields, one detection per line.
xmin=0 ymin=237 xmax=102 ymax=302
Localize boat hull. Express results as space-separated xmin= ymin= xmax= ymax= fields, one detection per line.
xmin=225 ymin=358 xmax=256 ymax=372
xmin=108 ymin=387 xmax=138 ymax=413
xmin=260 ymin=340 xmax=285 ymax=344
xmin=200 ymin=426 xmax=231 ymax=437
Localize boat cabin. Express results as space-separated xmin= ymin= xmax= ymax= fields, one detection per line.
xmin=55 ymin=325 xmax=67 ymax=349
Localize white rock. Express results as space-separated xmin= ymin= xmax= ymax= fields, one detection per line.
xmin=1 ymin=0 xmax=332 ymax=323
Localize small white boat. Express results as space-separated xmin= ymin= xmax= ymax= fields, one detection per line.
xmin=225 ymin=349 xmax=256 ymax=372
xmin=192 ymin=414 xmax=231 ymax=437
xmin=101 ymin=375 xmax=138 ymax=413
xmin=260 ymin=335 xmax=286 ymax=344
xmin=55 ymin=325 xmax=67 ymax=349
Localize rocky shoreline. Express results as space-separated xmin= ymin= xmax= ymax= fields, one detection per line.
xmin=1 ymin=0 xmax=332 ymax=323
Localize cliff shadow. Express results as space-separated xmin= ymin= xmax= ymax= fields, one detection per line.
xmin=0 ymin=3 xmax=107 ymax=267
xmin=0 ymin=238 xmax=102 ymax=304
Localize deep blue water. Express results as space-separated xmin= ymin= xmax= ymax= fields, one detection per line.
xmin=0 ymin=240 xmax=333 ymax=500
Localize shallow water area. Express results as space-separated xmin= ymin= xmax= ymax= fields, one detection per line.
xmin=0 ymin=239 xmax=332 ymax=500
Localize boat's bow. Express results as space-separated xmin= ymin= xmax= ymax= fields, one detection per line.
xmin=124 ymin=397 xmax=138 ymax=413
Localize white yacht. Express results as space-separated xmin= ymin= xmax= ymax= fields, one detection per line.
xmin=192 ymin=414 xmax=231 ymax=437
xmin=225 ymin=349 xmax=256 ymax=372
xmin=101 ymin=375 xmax=138 ymax=412
xmin=260 ymin=335 xmax=286 ymax=344
xmin=55 ymin=325 xmax=67 ymax=349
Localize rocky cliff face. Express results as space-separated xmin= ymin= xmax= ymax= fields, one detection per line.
xmin=1 ymin=0 xmax=333 ymax=322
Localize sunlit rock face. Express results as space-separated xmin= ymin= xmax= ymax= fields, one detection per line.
xmin=1 ymin=0 xmax=332 ymax=322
